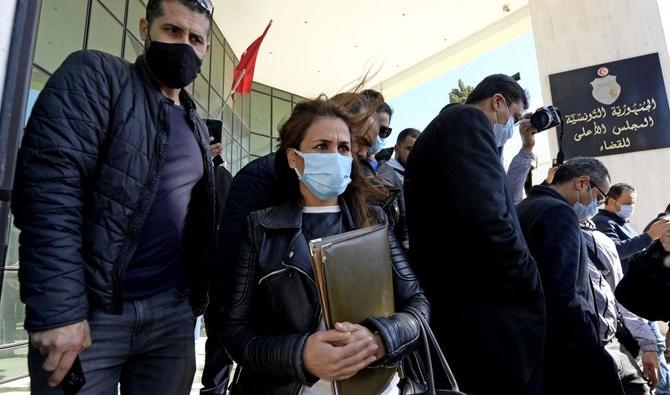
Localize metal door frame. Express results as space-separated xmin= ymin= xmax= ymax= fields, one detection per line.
xmin=0 ymin=0 xmax=42 ymax=304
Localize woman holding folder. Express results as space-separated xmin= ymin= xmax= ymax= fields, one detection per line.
xmin=221 ymin=96 xmax=430 ymax=394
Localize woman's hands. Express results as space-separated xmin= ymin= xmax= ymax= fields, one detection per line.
xmin=335 ymin=322 xmax=386 ymax=360
xmin=302 ymin=322 xmax=384 ymax=381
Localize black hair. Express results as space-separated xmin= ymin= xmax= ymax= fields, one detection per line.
xmin=360 ymin=89 xmax=393 ymax=118
xmin=396 ymin=128 xmax=420 ymax=145
xmin=606 ymin=183 xmax=635 ymax=199
xmin=465 ymin=73 xmax=529 ymax=110
xmin=146 ymin=0 xmax=211 ymax=31
xmin=551 ymin=157 xmax=610 ymax=189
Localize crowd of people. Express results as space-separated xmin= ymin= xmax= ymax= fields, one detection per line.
xmin=9 ymin=0 xmax=670 ymax=394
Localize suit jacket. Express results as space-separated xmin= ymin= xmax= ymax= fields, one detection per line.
xmin=405 ymin=103 xmax=546 ymax=395
xmin=517 ymin=186 xmax=623 ymax=395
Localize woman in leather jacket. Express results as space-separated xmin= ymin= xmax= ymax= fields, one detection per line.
xmin=221 ymin=96 xmax=430 ymax=394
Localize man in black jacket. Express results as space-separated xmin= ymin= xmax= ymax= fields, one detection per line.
xmin=593 ymin=184 xmax=670 ymax=392
xmin=517 ymin=157 xmax=623 ymax=395
xmin=12 ymin=0 xmax=215 ymax=393
xmin=594 ymin=183 xmax=670 ymax=272
xmin=405 ymin=74 xmax=546 ymax=395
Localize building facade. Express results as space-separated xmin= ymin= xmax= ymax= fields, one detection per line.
xmin=0 ymin=0 xmax=297 ymax=383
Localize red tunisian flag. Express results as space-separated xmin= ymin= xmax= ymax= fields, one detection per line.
xmin=232 ymin=20 xmax=272 ymax=96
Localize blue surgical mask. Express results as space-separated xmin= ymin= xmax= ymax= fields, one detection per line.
xmin=573 ymin=185 xmax=599 ymax=221
xmin=617 ymin=204 xmax=635 ymax=220
xmin=293 ymin=149 xmax=353 ymax=201
xmin=493 ymin=117 xmax=514 ymax=148
xmin=493 ymin=101 xmax=515 ymax=148
xmin=368 ymin=136 xmax=385 ymax=155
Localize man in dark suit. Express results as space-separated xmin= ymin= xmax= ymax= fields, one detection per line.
xmin=405 ymin=74 xmax=546 ymax=395
xmin=517 ymin=157 xmax=623 ymax=395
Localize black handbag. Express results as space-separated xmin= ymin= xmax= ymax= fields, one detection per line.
xmin=402 ymin=306 xmax=467 ymax=395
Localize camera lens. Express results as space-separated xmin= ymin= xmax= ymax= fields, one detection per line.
xmin=531 ymin=110 xmax=551 ymax=130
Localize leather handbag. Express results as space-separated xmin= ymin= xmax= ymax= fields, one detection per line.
xmin=402 ymin=306 xmax=467 ymax=395
xmin=309 ymin=224 xmax=398 ymax=395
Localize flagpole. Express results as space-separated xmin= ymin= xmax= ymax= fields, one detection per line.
xmin=216 ymin=68 xmax=246 ymax=119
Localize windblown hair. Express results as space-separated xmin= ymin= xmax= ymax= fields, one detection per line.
xmin=274 ymin=95 xmax=383 ymax=228
xmin=361 ymin=89 xmax=393 ymax=118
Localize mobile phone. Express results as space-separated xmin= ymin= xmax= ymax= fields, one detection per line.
xmin=212 ymin=155 xmax=224 ymax=166
xmin=60 ymin=356 xmax=85 ymax=395
xmin=205 ymin=119 xmax=224 ymax=166
xmin=205 ymin=119 xmax=223 ymax=145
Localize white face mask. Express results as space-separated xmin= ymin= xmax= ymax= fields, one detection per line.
xmin=617 ymin=204 xmax=635 ymax=220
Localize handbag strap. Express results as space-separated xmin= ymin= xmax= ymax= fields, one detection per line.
xmin=418 ymin=315 xmax=436 ymax=395
xmin=406 ymin=306 xmax=460 ymax=392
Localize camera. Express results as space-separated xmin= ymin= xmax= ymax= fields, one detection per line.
xmin=526 ymin=106 xmax=562 ymax=132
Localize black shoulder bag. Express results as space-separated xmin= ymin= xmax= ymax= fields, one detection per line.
xmin=402 ymin=306 xmax=467 ymax=395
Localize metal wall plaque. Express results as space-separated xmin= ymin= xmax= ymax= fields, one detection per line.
xmin=549 ymin=53 xmax=670 ymax=158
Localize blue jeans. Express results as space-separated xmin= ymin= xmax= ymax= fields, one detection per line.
xmin=650 ymin=322 xmax=670 ymax=395
xmin=29 ymin=287 xmax=196 ymax=395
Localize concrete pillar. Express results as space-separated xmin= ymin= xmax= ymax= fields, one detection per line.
xmin=530 ymin=0 xmax=670 ymax=231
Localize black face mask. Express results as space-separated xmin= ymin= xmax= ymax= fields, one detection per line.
xmin=145 ymin=39 xmax=202 ymax=89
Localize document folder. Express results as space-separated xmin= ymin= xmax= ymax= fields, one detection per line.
xmin=309 ymin=224 xmax=397 ymax=395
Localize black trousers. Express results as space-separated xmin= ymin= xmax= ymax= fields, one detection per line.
xmin=200 ymin=311 xmax=232 ymax=395
xmin=605 ymin=338 xmax=651 ymax=395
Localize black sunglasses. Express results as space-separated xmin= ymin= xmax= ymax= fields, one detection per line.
xmin=379 ymin=126 xmax=392 ymax=139
xmin=589 ymin=182 xmax=608 ymax=206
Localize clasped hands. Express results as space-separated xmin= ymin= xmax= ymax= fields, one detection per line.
xmin=303 ymin=321 xmax=386 ymax=381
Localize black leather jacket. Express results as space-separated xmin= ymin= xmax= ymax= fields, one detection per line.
xmin=221 ymin=202 xmax=430 ymax=395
